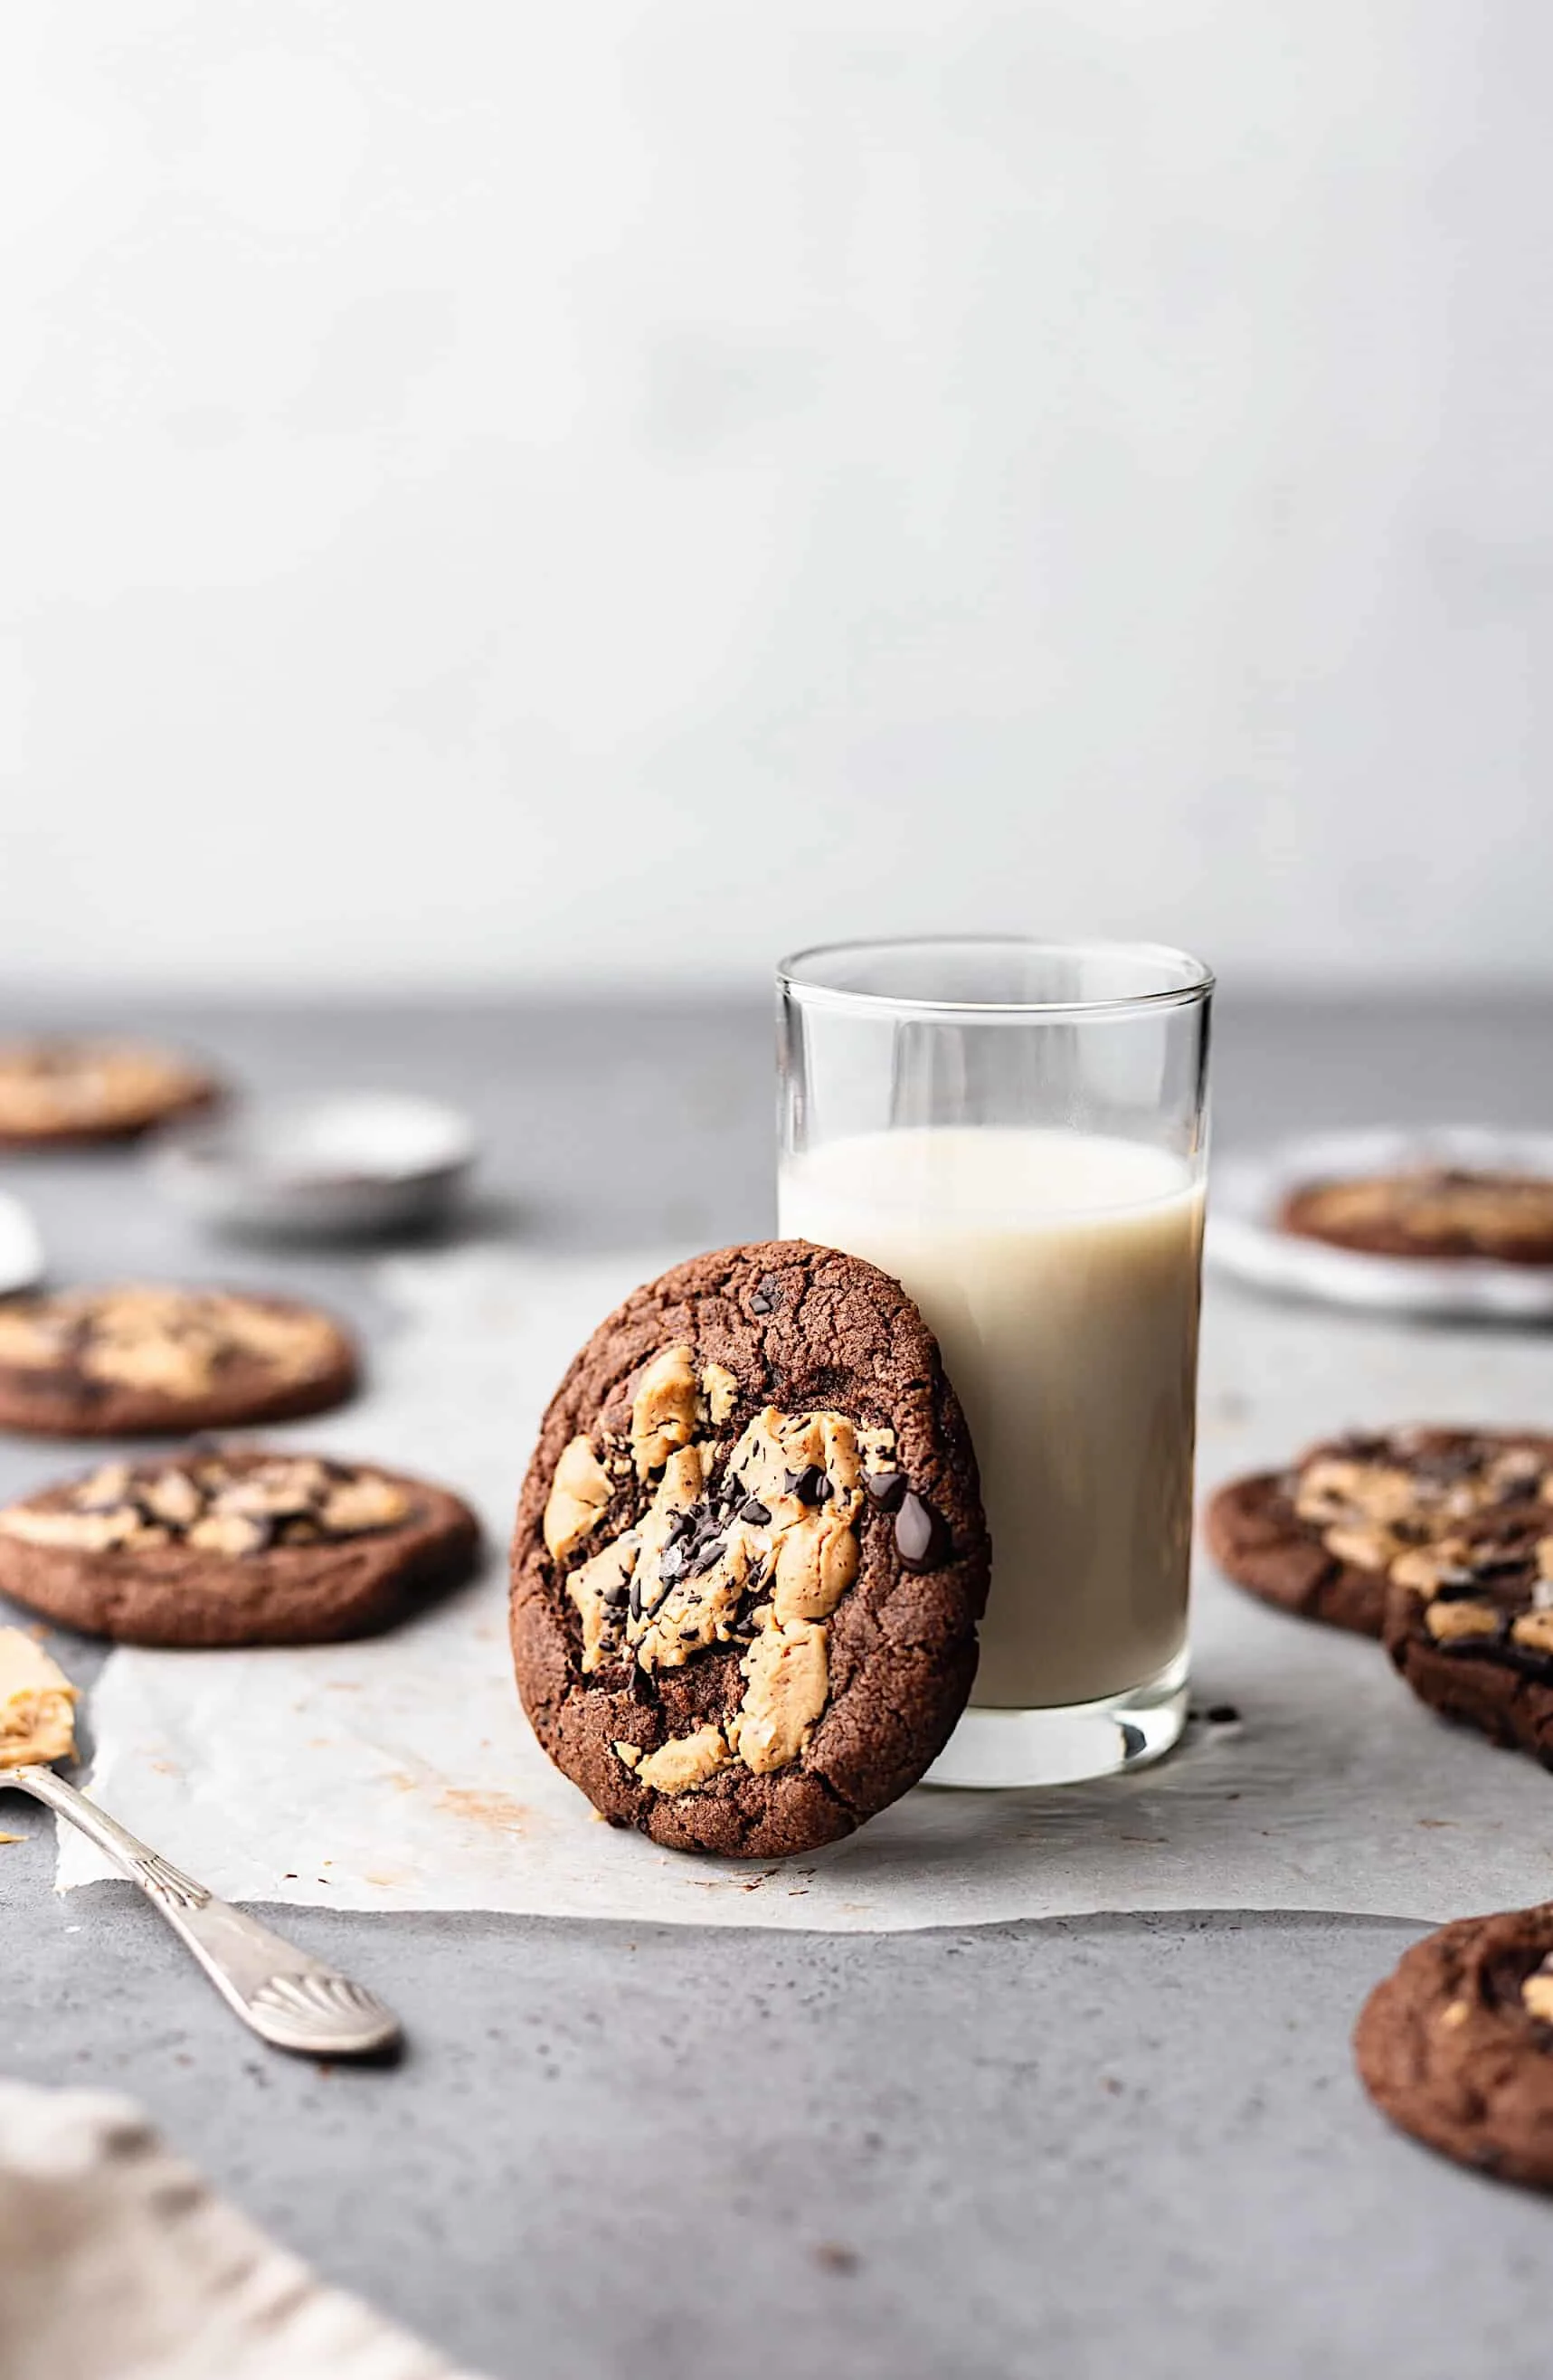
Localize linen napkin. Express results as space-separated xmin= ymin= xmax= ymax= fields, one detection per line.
xmin=0 ymin=2080 xmax=481 ymax=2380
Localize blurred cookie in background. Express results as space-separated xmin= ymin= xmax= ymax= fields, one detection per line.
xmin=1356 ymin=1904 xmax=1553 ymax=2190
xmin=1207 ymin=1130 xmax=1553 ymax=1321
xmin=0 ymin=1039 xmax=221 ymax=1147
xmin=1282 ymin=1165 xmax=1553 ymax=1266
xmin=0 ymin=1284 xmax=358 ymax=1437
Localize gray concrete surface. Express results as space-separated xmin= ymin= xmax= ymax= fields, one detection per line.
xmin=3 ymin=989 xmax=1552 ymax=2377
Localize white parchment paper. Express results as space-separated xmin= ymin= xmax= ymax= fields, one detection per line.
xmin=58 ymin=1247 xmax=1553 ymax=1929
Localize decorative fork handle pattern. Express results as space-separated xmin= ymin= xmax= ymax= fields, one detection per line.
xmin=7 ymin=1764 xmax=401 ymax=2060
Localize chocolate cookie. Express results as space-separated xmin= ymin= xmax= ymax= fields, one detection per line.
xmin=510 ymin=1241 xmax=990 ymax=1860
xmin=1205 ymin=1428 xmax=1553 ymax=1638
xmin=1355 ymin=1905 xmax=1553 ymax=2187
xmin=0 ymin=1447 xmax=479 ymax=1645
xmin=1382 ymin=1495 xmax=1553 ymax=1765
xmin=0 ymin=1285 xmax=358 ymax=1437
xmin=0 ymin=1039 xmax=219 ymax=1147
xmin=1281 ymin=1167 xmax=1553 ymax=1264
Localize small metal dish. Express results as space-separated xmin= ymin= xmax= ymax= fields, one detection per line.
xmin=152 ymin=1092 xmax=478 ymax=1240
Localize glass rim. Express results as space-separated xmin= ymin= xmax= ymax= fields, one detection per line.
xmin=777 ymin=935 xmax=1216 ymax=1020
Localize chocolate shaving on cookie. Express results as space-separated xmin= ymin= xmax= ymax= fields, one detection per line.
xmin=1205 ymin=1427 xmax=1553 ymax=1637
xmin=0 ymin=1039 xmax=219 ymax=1147
xmin=1355 ymin=1904 xmax=1553 ymax=2188
xmin=0 ymin=1448 xmax=479 ymax=1645
xmin=509 ymin=1241 xmax=990 ymax=1859
xmin=1281 ymin=1168 xmax=1553 ymax=1265
xmin=0 ymin=1285 xmax=358 ymax=1437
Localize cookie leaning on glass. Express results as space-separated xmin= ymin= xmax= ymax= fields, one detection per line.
xmin=0 ymin=1447 xmax=479 ymax=1646
xmin=1204 ymin=1427 xmax=1553 ymax=1638
xmin=510 ymin=1240 xmax=990 ymax=1860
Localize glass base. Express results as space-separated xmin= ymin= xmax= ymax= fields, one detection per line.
xmin=924 ymin=1650 xmax=1189 ymax=1789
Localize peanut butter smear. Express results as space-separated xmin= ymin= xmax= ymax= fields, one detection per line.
xmin=544 ymin=1354 xmax=899 ymax=1795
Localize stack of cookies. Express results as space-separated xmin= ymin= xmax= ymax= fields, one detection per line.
xmin=1208 ymin=1427 xmax=1553 ymax=1766
xmin=1209 ymin=1427 xmax=1553 ymax=2186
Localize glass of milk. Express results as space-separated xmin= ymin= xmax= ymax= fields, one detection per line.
xmin=777 ymin=938 xmax=1212 ymax=1787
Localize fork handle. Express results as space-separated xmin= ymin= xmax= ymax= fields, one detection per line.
xmin=8 ymin=1764 xmax=401 ymax=2059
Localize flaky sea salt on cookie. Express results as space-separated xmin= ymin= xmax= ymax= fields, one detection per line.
xmin=1282 ymin=1166 xmax=1553 ymax=1264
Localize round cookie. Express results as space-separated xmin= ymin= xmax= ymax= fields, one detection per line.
xmin=1281 ymin=1167 xmax=1553 ymax=1265
xmin=1382 ymin=1500 xmax=1553 ymax=1766
xmin=0 ymin=1446 xmax=479 ymax=1646
xmin=0 ymin=1285 xmax=358 ymax=1437
xmin=510 ymin=1240 xmax=990 ymax=1860
xmin=1355 ymin=1905 xmax=1553 ymax=2188
xmin=1204 ymin=1428 xmax=1553 ymax=1638
xmin=0 ymin=1039 xmax=219 ymax=1147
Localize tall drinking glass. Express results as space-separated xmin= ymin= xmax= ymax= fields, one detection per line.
xmin=777 ymin=938 xmax=1212 ymax=1788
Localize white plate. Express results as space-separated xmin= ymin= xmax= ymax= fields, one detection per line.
xmin=151 ymin=1092 xmax=478 ymax=1239
xmin=0 ymin=1191 xmax=44 ymax=1296
xmin=1206 ymin=1126 xmax=1553 ymax=1319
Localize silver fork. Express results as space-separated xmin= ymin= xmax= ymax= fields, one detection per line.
xmin=6 ymin=1763 xmax=401 ymax=2060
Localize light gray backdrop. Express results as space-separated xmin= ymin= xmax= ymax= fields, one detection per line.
xmin=1 ymin=2 xmax=1548 ymax=990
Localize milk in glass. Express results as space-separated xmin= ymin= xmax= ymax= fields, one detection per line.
xmin=779 ymin=1126 xmax=1204 ymax=1709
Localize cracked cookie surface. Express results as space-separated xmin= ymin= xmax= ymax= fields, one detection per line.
xmin=0 ymin=1446 xmax=480 ymax=1645
xmin=1281 ymin=1167 xmax=1553 ymax=1264
xmin=0 ymin=1038 xmax=219 ymax=1146
xmin=510 ymin=1240 xmax=990 ymax=1858
xmin=0 ymin=1284 xmax=358 ymax=1437
xmin=1356 ymin=1904 xmax=1553 ymax=2188
xmin=1204 ymin=1427 xmax=1553 ymax=1637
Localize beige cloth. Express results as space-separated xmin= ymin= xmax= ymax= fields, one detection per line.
xmin=0 ymin=2081 xmax=481 ymax=2380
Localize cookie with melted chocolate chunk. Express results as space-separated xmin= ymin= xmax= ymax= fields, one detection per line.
xmin=1205 ymin=1427 xmax=1553 ymax=1638
xmin=509 ymin=1240 xmax=990 ymax=1859
xmin=0 ymin=1284 xmax=358 ymax=1437
xmin=0 ymin=1446 xmax=479 ymax=1645
xmin=1356 ymin=1904 xmax=1553 ymax=2188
